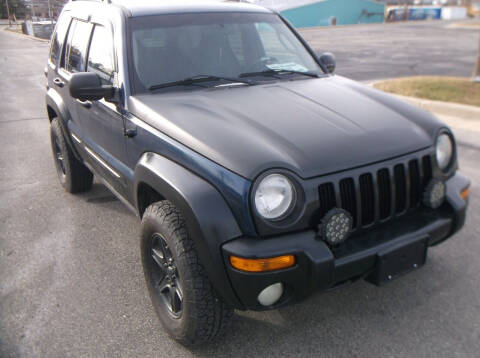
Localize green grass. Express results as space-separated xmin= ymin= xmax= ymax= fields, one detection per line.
xmin=374 ymin=76 xmax=480 ymax=107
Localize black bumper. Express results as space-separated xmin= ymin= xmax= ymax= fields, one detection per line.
xmin=222 ymin=172 xmax=470 ymax=311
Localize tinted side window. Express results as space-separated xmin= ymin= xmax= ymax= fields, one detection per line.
xmin=87 ymin=25 xmax=115 ymax=85
xmin=64 ymin=20 xmax=93 ymax=73
xmin=49 ymin=13 xmax=71 ymax=64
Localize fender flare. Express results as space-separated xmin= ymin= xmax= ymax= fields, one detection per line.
xmin=134 ymin=152 xmax=245 ymax=309
xmin=45 ymin=89 xmax=82 ymax=160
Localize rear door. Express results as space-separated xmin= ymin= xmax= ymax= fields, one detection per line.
xmin=47 ymin=11 xmax=71 ymax=91
xmin=57 ymin=18 xmax=93 ymax=142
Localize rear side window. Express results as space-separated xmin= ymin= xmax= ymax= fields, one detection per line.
xmin=87 ymin=25 xmax=115 ymax=85
xmin=63 ymin=19 xmax=93 ymax=73
xmin=49 ymin=13 xmax=71 ymax=65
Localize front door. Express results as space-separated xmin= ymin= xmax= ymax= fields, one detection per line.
xmin=80 ymin=21 xmax=129 ymax=196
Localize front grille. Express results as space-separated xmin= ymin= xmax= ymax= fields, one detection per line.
xmin=394 ymin=164 xmax=407 ymax=213
xmin=318 ymin=182 xmax=336 ymax=218
xmin=377 ymin=169 xmax=391 ymax=220
xmin=339 ymin=178 xmax=357 ymax=227
xmin=317 ymin=155 xmax=433 ymax=231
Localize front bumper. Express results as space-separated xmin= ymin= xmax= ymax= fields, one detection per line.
xmin=222 ymin=171 xmax=470 ymax=311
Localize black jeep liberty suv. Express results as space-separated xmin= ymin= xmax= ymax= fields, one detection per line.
xmin=46 ymin=0 xmax=470 ymax=345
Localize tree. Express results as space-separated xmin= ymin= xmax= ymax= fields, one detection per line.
xmin=1 ymin=0 xmax=27 ymax=20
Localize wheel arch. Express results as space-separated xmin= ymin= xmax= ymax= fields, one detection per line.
xmin=46 ymin=88 xmax=70 ymax=124
xmin=47 ymin=104 xmax=57 ymax=122
xmin=134 ymin=152 xmax=244 ymax=309
xmin=45 ymin=88 xmax=84 ymax=161
xmin=137 ymin=182 xmax=166 ymax=218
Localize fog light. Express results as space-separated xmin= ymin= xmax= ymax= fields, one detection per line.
xmin=423 ymin=179 xmax=446 ymax=209
xmin=319 ymin=208 xmax=353 ymax=246
xmin=258 ymin=283 xmax=284 ymax=306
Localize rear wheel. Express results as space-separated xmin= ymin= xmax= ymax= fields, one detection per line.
xmin=50 ymin=118 xmax=93 ymax=193
xmin=140 ymin=201 xmax=233 ymax=345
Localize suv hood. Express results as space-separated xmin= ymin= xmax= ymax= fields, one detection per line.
xmin=129 ymin=76 xmax=441 ymax=180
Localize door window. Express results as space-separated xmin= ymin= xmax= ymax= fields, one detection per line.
xmin=87 ymin=25 xmax=115 ymax=85
xmin=63 ymin=19 xmax=93 ymax=73
xmin=49 ymin=13 xmax=71 ymax=65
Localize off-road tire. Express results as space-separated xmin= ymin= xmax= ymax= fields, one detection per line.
xmin=50 ymin=118 xmax=93 ymax=193
xmin=141 ymin=201 xmax=233 ymax=345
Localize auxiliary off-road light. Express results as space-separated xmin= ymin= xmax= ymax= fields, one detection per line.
xmin=319 ymin=208 xmax=353 ymax=246
xmin=229 ymin=255 xmax=295 ymax=273
xmin=423 ymin=179 xmax=446 ymax=209
xmin=258 ymin=283 xmax=284 ymax=306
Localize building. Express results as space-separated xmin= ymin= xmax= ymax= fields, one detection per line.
xmin=256 ymin=0 xmax=386 ymax=28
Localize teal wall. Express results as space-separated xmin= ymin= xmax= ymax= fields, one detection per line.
xmin=280 ymin=0 xmax=385 ymax=28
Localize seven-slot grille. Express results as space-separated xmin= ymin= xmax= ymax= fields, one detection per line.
xmin=318 ymin=155 xmax=433 ymax=231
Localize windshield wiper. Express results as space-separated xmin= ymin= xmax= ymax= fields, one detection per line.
xmin=149 ymin=75 xmax=254 ymax=91
xmin=239 ymin=69 xmax=319 ymax=79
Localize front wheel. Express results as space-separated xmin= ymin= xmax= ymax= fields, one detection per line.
xmin=140 ymin=201 xmax=233 ymax=345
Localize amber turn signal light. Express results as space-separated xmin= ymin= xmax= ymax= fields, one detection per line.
xmin=461 ymin=187 xmax=470 ymax=200
xmin=230 ymin=255 xmax=295 ymax=273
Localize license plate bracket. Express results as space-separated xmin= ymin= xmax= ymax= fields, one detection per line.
xmin=366 ymin=235 xmax=428 ymax=286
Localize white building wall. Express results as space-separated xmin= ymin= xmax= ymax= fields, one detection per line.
xmin=441 ymin=6 xmax=467 ymax=19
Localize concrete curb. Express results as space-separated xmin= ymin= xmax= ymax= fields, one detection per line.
xmin=365 ymin=80 xmax=480 ymax=121
xmin=393 ymin=94 xmax=480 ymax=122
xmin=2 ymin=26 xmax=49 ymax=43
xmin=297 ymin=19 xmax=467 ymax=32
xmin=364 ymin=79 xmax=480 ymax=150
xmin=447 ymin=23 xmax=480 ymax=30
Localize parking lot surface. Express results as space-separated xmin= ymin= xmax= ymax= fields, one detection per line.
xmin=1 ymin=20 xmax=479 ymax=357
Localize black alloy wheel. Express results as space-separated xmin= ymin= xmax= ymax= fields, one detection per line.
xmin=150 ymin=233 xmax=183 ymax=318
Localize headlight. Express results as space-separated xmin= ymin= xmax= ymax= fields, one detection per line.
xmin=436 ymin=133 xmax=454 ymax=171
xmin=254 ymin=174 xmax=295 ymax=220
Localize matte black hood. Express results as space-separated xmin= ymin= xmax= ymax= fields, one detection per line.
xmin=129 ymin=76 xmax=443 ymax=180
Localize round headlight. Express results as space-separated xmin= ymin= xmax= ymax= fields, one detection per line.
xmin=254 ymin=174 xmax=295 ymax=220
xmin=436 ymin=133 xmax=454 ymax=171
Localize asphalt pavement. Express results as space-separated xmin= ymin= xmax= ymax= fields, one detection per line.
xmin=1 ymin=20 xmax=479 ymax=358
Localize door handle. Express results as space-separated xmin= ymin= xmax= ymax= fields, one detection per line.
xmin=53 ymin=77 xmax=65 ymax=88
xmin=76 ymin=99 xmax=92 ymax=109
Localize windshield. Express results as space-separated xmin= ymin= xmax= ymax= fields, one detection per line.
xmin=128 ymin=12 xmax=322 ymax=93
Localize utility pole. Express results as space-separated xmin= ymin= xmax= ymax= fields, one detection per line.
xmin=31 ymin=0 xmax=35 ymax=20
xmin=47 ymin=0 xmax=53 ymax=24
xmin=5 ymin=0 xmax=11 ymax=27
xmin=473 ymin=32 xmax=480 ymax=83
xmin=404 ymin=0 xmax=409 ymax=22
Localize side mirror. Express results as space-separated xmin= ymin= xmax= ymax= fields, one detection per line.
xmin=69 ymin=72 xmax=114 ymax=102
xmin=318 ymin=52 xmax=336 ymax=74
